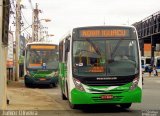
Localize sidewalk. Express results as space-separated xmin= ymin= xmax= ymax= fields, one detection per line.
xmin=143 ymin=72 xmax=160 ymax=78
xmin=7 ymin=81 xmax=58 ymax=110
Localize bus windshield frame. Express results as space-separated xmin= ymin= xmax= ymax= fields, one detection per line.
xmin=72 ymin=27 xmax=139 ymax=77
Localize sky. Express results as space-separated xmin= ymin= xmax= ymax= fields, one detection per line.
xmin=18 ymin=0 xmax=160 ymax=44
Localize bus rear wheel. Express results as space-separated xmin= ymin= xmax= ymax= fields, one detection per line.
xmin=120 ymin=103 xmax=132 ymax=109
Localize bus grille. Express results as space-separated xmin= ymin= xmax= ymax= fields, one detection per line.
xmin=89 ymin=89 xmax=128 ymax=94
xmin=84 ymin=81 xmax=130 ymax=86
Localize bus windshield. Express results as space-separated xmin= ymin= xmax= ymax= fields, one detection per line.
xmin=73 ymin=39 xmax=139 ymax=76
xmin=26 ymin=48 xmax=58 ymax=70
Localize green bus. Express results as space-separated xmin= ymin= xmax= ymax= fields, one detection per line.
xmin=59 ymin=26 xmax=142 ymax=109
xmin=24 ymin=42 xmax=59 ymax=87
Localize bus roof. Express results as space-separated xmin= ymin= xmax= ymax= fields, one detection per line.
xmin=73 ymin=25 xmax=135 ymax=30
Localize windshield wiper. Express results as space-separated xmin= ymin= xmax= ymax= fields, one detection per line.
xmin=110 ymin=38 xmax=124 ymax=58
xmin=85 ymin=38 xmax=102 ymax=56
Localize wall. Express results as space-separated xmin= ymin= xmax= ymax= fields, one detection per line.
xmin=0 ymin=0 xmax=7 ymax=109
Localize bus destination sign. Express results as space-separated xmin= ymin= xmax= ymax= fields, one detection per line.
xmin=30 ymin=45 xmax=56 ymax=50
xmin=80 ymin=29 xmax=129 ymax=38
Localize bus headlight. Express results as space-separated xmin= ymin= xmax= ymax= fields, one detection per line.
xmin=53 ymin=71 xmax=59 ymax=77
xmin=73 ymin=78 xmax=85 ymax=91
xmin=26 ymin=70 xmax=31 ymax=77
xmin=130 ymin=77 xmax=139 ymax=90
xmin=47 ymin=71 xmax=59 ymax=77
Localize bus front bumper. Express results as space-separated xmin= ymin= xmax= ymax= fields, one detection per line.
xmin=70 ymin=87 xmax=142 ymax=104
xmin=24 ymin=75 xmax=58 ymax=85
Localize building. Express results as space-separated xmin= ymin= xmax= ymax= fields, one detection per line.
xmin=7 ymin=31 xmax=14 ymax=68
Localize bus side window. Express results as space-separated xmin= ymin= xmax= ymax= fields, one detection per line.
xmin=65 ymin=39 xmax=70 ymax=62
xmin=59 ymin=41 xmax=64 ymax=62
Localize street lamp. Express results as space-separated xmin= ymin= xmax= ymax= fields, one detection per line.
xmin=39 ymin=34 xmax=54 ymax=42
xmin=21 ymin=18 xmax=51 ymax=32
xmin=40 ymin=19 xmax=51 ymax=22
xmin=47 ymin=34 xmax=54 ymax=37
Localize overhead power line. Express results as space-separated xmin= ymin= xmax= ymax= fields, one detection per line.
xmin=21 ymin=11 xmax=30 ymax=26
xmin=28 ymin=0 xmax=34 ymax=10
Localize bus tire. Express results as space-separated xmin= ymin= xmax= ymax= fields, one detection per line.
xmin=60 ymin=80 xmax=67 ymax=100
xmin=25 ymin=82 xmax=31 ymax=88
xmin=120 ymin=103 xmax=132 ymax=109
xmin=66 ymin=83 xmax=78 ymax=109
xmin=53 ymin=82 xmax=58 ymax=87
xmin=24 ymin=76 xmax=31 ymax=87
xmin=61 ymin=90 xmax=67 ymax=100
xmin=49 ymin=84 xmax=54 ymax=88
xmin=69 ymin=101 xmax=77 ymax=109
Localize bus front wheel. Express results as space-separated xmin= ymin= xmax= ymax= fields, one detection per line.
xmin=53 ymin=82 xmax=58 ymax=87
xmin=120 ymin=103 xmax=132 ymax=109
xmin=69 ymin=101 xmax=77 ymax=109
xmin=25 ymin=82 xmax=31 ymax=88
xmin=66 ymin=83 xmax=78 ymax=109
xmin=61 ymin=90 xmax=67 ymax=100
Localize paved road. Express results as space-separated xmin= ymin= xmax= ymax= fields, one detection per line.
xmin=35 ymin=76 xmax=160 ymax=116
xmin=7 ymin=76 xmax=160 ymax=116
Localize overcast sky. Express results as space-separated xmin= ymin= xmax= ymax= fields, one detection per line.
xmin=20 ymin=0 xmax=160 ymax=44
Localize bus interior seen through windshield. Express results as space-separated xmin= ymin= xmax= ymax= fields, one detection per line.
xmin=73 ymin=39 xmax=139 ymax=76
xmin=26 ymin=48 xmax=58 ymax=70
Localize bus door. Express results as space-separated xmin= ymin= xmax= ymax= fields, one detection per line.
xmin=64 ymin=38 xmax=71 ymax=97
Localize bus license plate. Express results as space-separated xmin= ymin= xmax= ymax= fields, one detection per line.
xmin=39 ymin=78 xmax=46 ymax=81
xmin=101 ymin=95 xmax=113 ymax=100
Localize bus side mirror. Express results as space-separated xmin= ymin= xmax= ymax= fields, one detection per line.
xmin=65 ymin=39 xmax=70 ymax=52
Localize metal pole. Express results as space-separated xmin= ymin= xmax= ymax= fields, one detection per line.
xmin=15 ymin=0 xmax=21 ymax=81
xmin=140 ymin=39 xmax=144 ymax=56
xmin=151 ymin=35 xmax=155 ymax=66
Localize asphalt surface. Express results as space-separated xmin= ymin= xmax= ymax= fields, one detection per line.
xmin=6 ymin=75 xmax=160 ymax=116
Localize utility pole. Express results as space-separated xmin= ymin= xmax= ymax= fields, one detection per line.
xmin=32 ymin=3 xmax=41 ymax=42
xmin=15 ymin=0 xmax=21 ymax=81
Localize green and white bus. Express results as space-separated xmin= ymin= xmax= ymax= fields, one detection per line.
xmin=24 ymin=42 xmax=59 ymax=87
xmin=59 ymin=26 xmax=142 ymax=109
